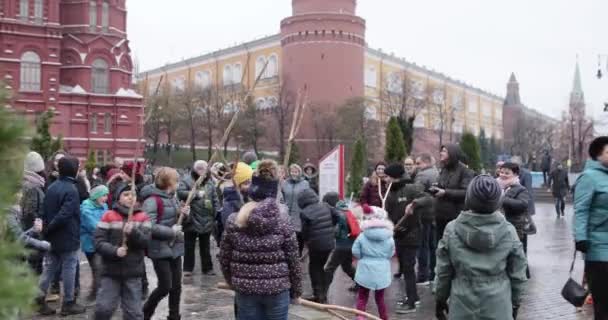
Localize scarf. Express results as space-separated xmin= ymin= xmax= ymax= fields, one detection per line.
xmin=23 ymin=170 xmax=46 ymax=188
xmin=497 ymin=176 xmax=520 ymax=190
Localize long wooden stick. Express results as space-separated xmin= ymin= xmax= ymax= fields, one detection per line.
xmin=327 ymin=309 xmax=349 ymax=320
xmin=216 ymin=282 xmax=382 ymax=320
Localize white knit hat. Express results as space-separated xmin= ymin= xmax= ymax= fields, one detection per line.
xmin=24 ymin=151 xmax=45 ymax=173
xmin=361 ymin=205 xmax=388 ymax=221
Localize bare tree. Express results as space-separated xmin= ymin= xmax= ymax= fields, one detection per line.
xmin=234 ymin=96 xmax=266 ymax=155
xmin=272 ymin=83 xmax=296 ymax=162
xmin=310 ymin=103 xmax=338 ymax=159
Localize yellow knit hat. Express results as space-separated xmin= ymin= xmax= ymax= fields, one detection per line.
xmin=233 ymin=162 xmax=253 ymax=186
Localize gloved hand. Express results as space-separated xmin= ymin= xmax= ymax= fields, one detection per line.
xmin=436 ymin=301 xmax=449 ymax=320
xmin=513 ymin=306 xmax=519 ymax=320
xmin=575 ymin=240 xmax=590 ymax=253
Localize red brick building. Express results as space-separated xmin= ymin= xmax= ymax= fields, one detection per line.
xmin=0 ymin=0 xmax=143 ymax=162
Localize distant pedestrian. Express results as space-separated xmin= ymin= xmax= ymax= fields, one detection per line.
xmin=541 ymin=150 xmax=552 ymax=186
xmin=359 ymin=162 xmax=387 ymax=208
xmin=573 ymin=136 xmax=608 ymax=320
xmin=303 ymin=162 xmax=319 ymax=194
xmin=549 ymin=163 xmax=570 ymax=218
xmin=80 ymin=185 xmax=109 ymax=301
xmin=282 ymin=164 xmax=310 ymax=254
xmin=435 ymin=175 xmax=528 ymax=320
xmin=352 ymin=206 xmax=394 ymax=320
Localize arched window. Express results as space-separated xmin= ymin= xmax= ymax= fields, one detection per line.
xmin=20 ymin=51 xmax=41 ymax=91
xmin=266 ymin=55 xmax=278 ymax=78
xmin=414 ymin=113 xmax=426 ymax=128
xmin=233 ymin=64 xmax=242 ymax=84
xmin=91 ymin=58 xmax=109 ymax=93
xmin=255 ymin=56 xmax=266 ymax=79
xmin=103 ymin=112 xmax=112 ymax=133
xmin=223 ymin=65 xmax=233 ymax=86
xmin=89 ymin=1 xmax=97 ymax=29
xmin=34 ymin=0 xmax=43 ymax=23
xmin=101 ymin=1 xmax=109 ymax=31
xmin=19 ymin=0 xmax=28 ymax=21
xmin=90 ymin=113 xmax=98 ymax=133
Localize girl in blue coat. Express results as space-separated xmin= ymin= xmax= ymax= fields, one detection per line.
xmin=352 ymin=206 xmax=394 ymax=320
xmin=80 ymin=185 xmax=108 ymax=301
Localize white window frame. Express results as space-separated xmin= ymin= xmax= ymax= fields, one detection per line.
xmin=90 ymin=113 xmax=98 ymax=133
xmin=365 ymin=66 xmax=377 ymax=88
xmin=387 ymin=72 xmax=402 ymax=94
xmin=19 ymin=0 xmax=28 ymax=21
xmin=91 ymin=58 xmax=109 ymax=94
xmin=223 ymin=65 xmax=233 ymax=86
xmin=195 ymin=71 xmax=211 ymax=89
xmin=233 ymin=63 xmax=243 ymax=84
xmin=101 ymin=1 xmax=109 ymax=31
xmin=89 ymin=1 xmax=97 ymax=29
xmin=172 ymin=76 xmax=185 ymax=91
xmin=34 ymin=0 xmax=43 ymax=23
xmin=266 ymin=55 xmax=278 ymax=78
xmin=20 ymin=51 xmax=41 ymax=91
xmin=414 ymin=112 xmax=426 ymax=128
xmin=255 ymin=56 xmax=267 ymax=79
xmin=467 ymin=98 xmax=478 ymax=114
xmin=103 ymin=112 xmax=112 ymax=133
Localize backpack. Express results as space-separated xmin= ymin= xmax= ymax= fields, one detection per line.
xmin=345 ymin=210 xmax=361 ymax=239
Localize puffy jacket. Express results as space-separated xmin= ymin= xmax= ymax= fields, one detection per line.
xmin=94 ymin=206 xmax=151 ymax=278
xmin=298 ymin=189 xmax=337 ymax=252
xmin=80 ymin=199 xmax=108 ymax=253
xmin=574 ymin=160 xmax=608 ymax=262
xmin=42 ymin=176 xmax=81 ymax=253
xmin=414 ymin=166 xmax=439 ymax=222
xmin=141 ymin=186 xmax=184 ymax=259
xmin=501 ymin=183 xmax=530 ymax=241
xmin=359 ymin=180 xmax=386 ymax=208
xmin=385 ymin=177 xmax=426 ymax=247
xmin=20 ymin=171 xmax=45 ymax=231
xmin=352 ymin=218 xmax=395 ymax=290
xmin=549 ymin=168 xmax=570 ymax=198
xmin=435 ymin=145 xmax=474 ymax=222
xmin=177 ymin=173 xmax=219 ymax=234
xmin=435 ymin=211 xmax=528 ymax=319
xmin=282 ymin=177 xmax=310 ymax=232
xmin=219 ymin=198 xmax=303 ymax=298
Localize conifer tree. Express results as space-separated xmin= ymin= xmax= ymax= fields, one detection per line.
xmin=288 ymin=142 xmax=300 ymax=165
xmin=478 ymin=128 xmax=490 ymax=170
xmin=385 ymin=117 xmax=406 ymax=163
xmin=347 ymin=138 xmax=367 ymax=197
xmin=85 ymin=150 xmax=97 ymax=173
xmin=460 ymin=131 xmax=482 ymax=172
xmin=30 ymin=110 xmax=63 ymax=160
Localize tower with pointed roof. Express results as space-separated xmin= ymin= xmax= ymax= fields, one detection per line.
xmin=504 ymin=73 xmax=522 ymax=107
xmin=569 ymin=61 xmax=585 ymax=117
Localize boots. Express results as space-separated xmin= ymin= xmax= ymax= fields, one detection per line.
xmin=60 ymin=301 xmax=86 ymax=316
xmin=36 ymin=297 xmax=56 ymax=316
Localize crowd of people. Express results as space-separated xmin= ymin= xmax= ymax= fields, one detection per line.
xmin=6 ymin=137 xmax=608 ymax=320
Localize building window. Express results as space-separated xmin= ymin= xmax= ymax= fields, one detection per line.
xmin=172 ymin=76 xmax=185 ymax=91
xmin=91 ymin=58 xmax=109 ymax=93
xmin=195 ymin=71 xmax=211 ymax=89
xmin=89 ymin=1 xmax=97 ymax=29
xmin=387 ymin=72 xmax=402 ymax=93
xmin=255 ymin=56 xmax=266 ymax=79
xmin=365 ymin=66 xmax=377 ymax=88
xmin=467 ymin=98 xmax=477 ymax=113
xmin=101 ymin=1 xmax=109 ymax=31
xmin=364 ymin=105 xmax=377 ymax=120
xmin=266 ymin=55 xmax=278 ymax=78
xmin=20 ymin=51 xmax=41 ymax=91
xmin=90 ymin=113 xmax=97 ymax=133
xmin=34 ymin=0 xmax=43 ymax=23
xmin=104 ymin=112 xmax=111 ymax=133
xmin=19 ymin=0 xmax=28 ymax=21
xmin=223 ymin=65 xmax=233 ymax=86
xmin=233 ymin=64 xmax=242 ymax=84
xmin=432 ymin=89 xmax=444 ymax=105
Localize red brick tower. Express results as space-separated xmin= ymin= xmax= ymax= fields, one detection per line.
xmin=280 ymin=0 xmax=366 ymax=157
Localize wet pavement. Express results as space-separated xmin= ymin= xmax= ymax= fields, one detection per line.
xmin=31 ymin=202 xmax=594 ymax=319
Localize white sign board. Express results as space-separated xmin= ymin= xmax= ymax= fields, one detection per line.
xmin=319 ymin=145 xmax=345 ymax=200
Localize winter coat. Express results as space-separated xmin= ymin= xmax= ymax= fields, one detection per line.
xmin=359 ymin=180 xmax=387 ymax=208
xmin=220 ymin=186 xmax=244 ymax=227
xmin=435 ymin=211 xmax=528 ymax=320
xmin=94 ymin=206 xmax=151 ymax=279
xmin=298 ymin=189 xmax=338 ymax=252
xmin=435 ymin=145 xmax=474 ymax=222
xmin=352 ymin=218 xmax=395 ymax=290
xmin=518 ymin=168 xmax=536 ymax=216
xmin=219 ymin=198 xmax=303 ymax=298
xmin=303 ymin=163 xmax=319 ymax=194
xmin=20 ymin=171 xmax=46 ymax=231
xmin=573 ymin=160 xmax=608 ymax=262
xmin=501 ymin=183 xmax=530 ymax=241
xmin=80 ymin=199 xmax=108 ymax=253
xmin=549 ymin=168 xmax=570 ymax=198
xmin=282 ymin=177 xmax=310 ymax=232
xmin=177 ymin=174 xmax=219 ymax=234
xmin=414 ymin=166 xmax=439 ymax=222
xmin=541 ymin=154 xmax=552 ymax=172
xmin=141 ymin=186 xmax=184 ymax=259
xmin=42 ymin=176 xmax=81 ymax=253
xmin=7 ymin=205 xmax=51 ymax=252
xmin=385 ymin=178 xmax=426 ymax=247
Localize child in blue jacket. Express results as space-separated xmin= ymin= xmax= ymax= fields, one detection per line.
xmin=80 ymin=185 xmax=109 ymax=301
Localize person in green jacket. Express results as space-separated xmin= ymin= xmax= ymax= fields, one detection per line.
xmin=573 ymin=136 xmax=608 ymax=320
xmin=435 ymin=175 xmax=528 ymax=320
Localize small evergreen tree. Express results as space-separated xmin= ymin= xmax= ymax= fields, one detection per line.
xmin=397 ymin=116 xmax=415 ymax=155
xmin=288 ymin=142 xmax=300 ymax=165
xmin=0 ymin=88 xmax=37 ymax=318
xmin=460 ymin=131 xmax=482 ymax=172
xmin=30 ymin=110 xmax=62 ymax=160
xmin=85 ymin=150 xmax=97 ymax=173
xmin=347 ymin=138 xmax=367 ymax=197
xmin=478 ymin=129 xmax=490 ymax=170
xmin=385 ymin=117 xmax=406 ymax=164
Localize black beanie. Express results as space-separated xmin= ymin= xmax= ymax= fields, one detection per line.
xmin=58 ymin=156 xmax=79 ymax=178
xmin=384 ymin=163 xmax=405 ymax=179
xmin=322 ymin=192 xmax=340 ymax=207
xmin=465 ymin=175 xmax=503 ymax=214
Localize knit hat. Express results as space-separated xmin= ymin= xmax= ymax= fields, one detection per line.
xmin=58 ymin=156 xmax=79 ymax=178
xmin=249 ymin=160 xmax=278 ymax=202
xmin=360 ymin=205 xmax=388 ymax=221
xmin=250 ymin=160 xmax=261 ymax=171
xmin=24 ymin=151 xmax=45 ymax=173
xmin=322 ymin=192 xmax=340 ymax=207
xmin=90 ymin=185 xmax=109 ymax=201
xmin=384 ymin=163 xmax=405 ymax=179
xmin=242 ymin=151 xmax=258 ymax=166
xmin=465 ymin=175 xmax=503 ymax=214
xmin=233 ymin=162 xmax=253 ymax=186
xmin=112 ymin=183 xmax=132 ymax=209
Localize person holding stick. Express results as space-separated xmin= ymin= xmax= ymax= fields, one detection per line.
xmin=141 ymin=167 xmax=190 ymax=320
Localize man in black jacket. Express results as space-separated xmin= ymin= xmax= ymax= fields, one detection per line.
xmin=432 ymin=145 xmax=474 ymax=242
xmin=36 ymin=156 xmax=86 ymax=316
xmin=298 ymin=188 xmax=338 ymax=304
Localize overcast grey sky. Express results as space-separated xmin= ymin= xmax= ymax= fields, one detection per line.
xmin=127 ymin=0 xmax=606 ymax=125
